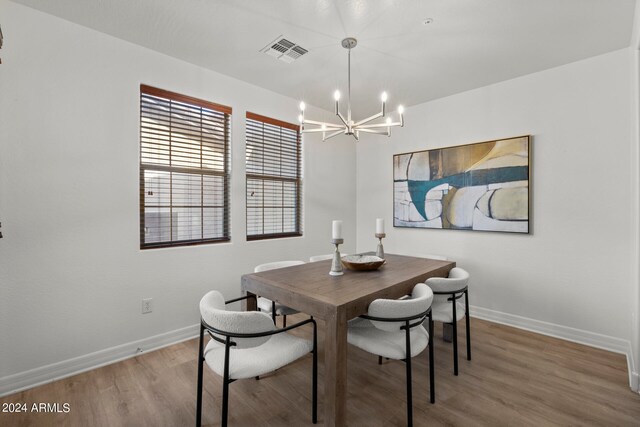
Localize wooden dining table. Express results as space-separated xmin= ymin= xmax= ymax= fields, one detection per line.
xmin=241 ymin=253 xmax=455 ymax=426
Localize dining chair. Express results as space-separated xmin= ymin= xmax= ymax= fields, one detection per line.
xmin=347 ymin=283 xmax=435 ymax=427
xmin=425 ymin=267 xmax=470 ymax=376
xmin=308 ymin=253 xmax=348 ymax=262
xmin=254 ymin=261 xmax=305 ymax=327
xmin=196 ymin=290 xmax=317 ymax=427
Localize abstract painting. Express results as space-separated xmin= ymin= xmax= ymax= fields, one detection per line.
xmin=393 ymin=136 xmax=530 ymax=233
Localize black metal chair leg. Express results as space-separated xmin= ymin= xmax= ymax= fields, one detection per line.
xmin=222 ymin=338 xmax=232 ymax=427
xmin=465 ymin=290 xmax=471 ymax=361
xmin=452 ymin=296 xmax=458 ymax=376
xmin=196 ymin=324 xmax=205 ymax=427
xmin=271 ymin=301 xmax=277 ymax=325
xmin=283 ymin=315 xmax=287 ymax=328
xmin=404 ymin=321 xmax=413 ymax=427
xmin=312 ymin=321 xmax=318 ymax=424
xmin=378 ymin=355 xmax=383 ymax=365
xmin=428 ymin=312 xmax=435 ymax=404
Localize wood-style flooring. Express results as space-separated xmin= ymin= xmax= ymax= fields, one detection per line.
xmin=1 ymin=316 xmax=639 ymax=426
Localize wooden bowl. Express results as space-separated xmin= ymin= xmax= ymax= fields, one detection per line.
xmin=341 ymin=255 xmax=386 ymax=271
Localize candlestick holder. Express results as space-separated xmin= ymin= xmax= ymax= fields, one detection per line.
xmin=375 ymin=233 xmax=386 ymax=259
xmin=330 ymin=238 xmax=344 ymax=276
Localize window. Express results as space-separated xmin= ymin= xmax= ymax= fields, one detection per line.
xmin=140 ymin=85 xmax=231 ymax=249
xmin=246 ymin=112 xmax=302 ymax=240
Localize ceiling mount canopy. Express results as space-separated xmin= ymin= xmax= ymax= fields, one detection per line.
xmin=298 ymin=37 xmax=404 ymax=142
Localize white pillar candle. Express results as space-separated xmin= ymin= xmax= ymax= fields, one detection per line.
xmin=376 ymin=218 xmax=385 ymax=234
xmin=332 ymin=220 xmax=343 ymax=240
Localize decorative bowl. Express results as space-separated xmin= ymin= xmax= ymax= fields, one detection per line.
xmin=341 ymin=255 xmax=386 ymax=271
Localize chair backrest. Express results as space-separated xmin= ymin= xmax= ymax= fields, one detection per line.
xmin=309 ymin=254 xmax=348 ymax=262
xmin=367 ymin=283 xmax=434 ymax=332
xmin=199 ymin=291 xmax=275 ymax=348
xmin=254 ymin=260 xmax=306 ymax=273
xmin=425 ymin=267 xmax=469 ymax=294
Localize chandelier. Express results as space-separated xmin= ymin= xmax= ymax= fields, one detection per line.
xmin=298 ymin=37 xmax=404 ymax=141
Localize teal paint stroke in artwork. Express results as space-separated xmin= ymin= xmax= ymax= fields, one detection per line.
xmin=405 ymin=166 xmax=528 ymax=220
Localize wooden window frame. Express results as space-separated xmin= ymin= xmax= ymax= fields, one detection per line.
xmin=139 ymin=84 xmax=231 ymax=249
xmin=245 ymin=111 xmax=302 ymax=241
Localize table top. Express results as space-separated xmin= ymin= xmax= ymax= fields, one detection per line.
xmin=241 ymin=254 xmax=455 ymax=320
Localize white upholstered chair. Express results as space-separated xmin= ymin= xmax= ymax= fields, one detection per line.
xmin=347 ymin=283 xmax=435 ymax=426
xmin=254 ymin=261 xmax=306 ymax=327
xmin=196 ymin=291 xmax=317 ymax=427
xmin=308 ymin=253 xmax=348 ymax=262
xmin=425 ymin=267 xmax=471 ymax=376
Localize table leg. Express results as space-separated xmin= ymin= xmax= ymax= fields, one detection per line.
xmin=242 ymin=290 xmax=257 ymax=311
xmin=324 ymin=308 xmax=347 ymax=426
xmin=443 ymin=323 xmax=453 ymax=342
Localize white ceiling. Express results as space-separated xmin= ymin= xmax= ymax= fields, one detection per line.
xmin=12 ymin=0 xmax=637 ymax=117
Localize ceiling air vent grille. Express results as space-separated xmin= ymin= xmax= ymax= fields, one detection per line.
xmin=261 ymin=36 xmax=307 ymax=63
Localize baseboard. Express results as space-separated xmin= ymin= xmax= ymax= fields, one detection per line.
xmin=470 ymin=305 xmax=636 ymax=390
xmin=0 ymin=323 xmax=200 ymax=398
xmin=629 ymin=344 xmax=639 ymax=393
xmin=631 ymin=371 xmax=639 ymax=393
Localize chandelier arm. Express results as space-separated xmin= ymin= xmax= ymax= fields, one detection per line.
xmin=323 ymin=129 xmax=345 ymax=141
xmin=353 ymin=111 xmax=384 ymax=127
xmin=356 ymin=128 xmax=390 ymax=134
xmin=302 ymin=126 xmax=345 ymax=133
xmin=303 ymin=118 xmax=343 ymax=127
xmin=336 ymin=110 xmax=349 ymax=127
xmin=357 ymin=121 xmax=401 ymax=129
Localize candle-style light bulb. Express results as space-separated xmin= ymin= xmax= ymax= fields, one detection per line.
xmin=380 ymin=91 xmax=388 ymax=102
xmin=375 ymin=218 xmax=385 ymax=259
xmin=386 ymin=117 xmax=392 ymax=125
xmin=332 ymin=220 xmax=343 ymax=239
xmin=334 ymin=90 xmax=341 ymax=101
xmin=321 ymin=124 xmax=327 ymax=131
xmin=397 ymin=105 xmax=404 ymax=115
xmin=299 ymin=101 xmax=306 ymax=112
xmin=298 ymin=114 xmax=304 ymax=123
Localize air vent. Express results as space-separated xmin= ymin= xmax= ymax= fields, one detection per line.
xmin=261 ymin=36 xmax=308 ymax=63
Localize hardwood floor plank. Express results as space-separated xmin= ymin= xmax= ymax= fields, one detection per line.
xmin=1 ymin=317 xmax=639 ymax=426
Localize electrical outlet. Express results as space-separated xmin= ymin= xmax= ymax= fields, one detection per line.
xmin=142 ymin=298 xmax=153 ymax=314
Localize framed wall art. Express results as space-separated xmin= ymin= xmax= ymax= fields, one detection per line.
xmin=393 ymin=135 xmax=530 ymax=233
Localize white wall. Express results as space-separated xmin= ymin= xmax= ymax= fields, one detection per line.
xmin=356 ymin=48 xmax=637 ymax=386
xmin=0 ymin=1 xmax=356 ymax=392
xmin=632 ymin=0 xmax=640 ymax=392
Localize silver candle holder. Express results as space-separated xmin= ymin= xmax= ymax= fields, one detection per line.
xmin=375 ymin=233 xmax=386 ymax=259
xmin=330 ymin=238 xmax=344 ymax=276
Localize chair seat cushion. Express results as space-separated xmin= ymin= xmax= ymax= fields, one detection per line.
xmin=347 ymin=318 xmax=430 ymax=360
xmin=431 ymin=300 xmax=466 ymax=323
xmin=204 ymin=333 xmax=312 ymax=380
xmin=257 ymin=297 xmax=299 ymax=316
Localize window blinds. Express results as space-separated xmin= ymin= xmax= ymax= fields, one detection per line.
xmin=245 ymin=112 xmax=302 ymax=240
xmin=140 ymin=85 xmax=231 ymax=248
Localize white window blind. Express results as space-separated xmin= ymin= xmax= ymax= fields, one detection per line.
xmin=246 ymin=112 xmax=302 ymax=240
xmin=140 ymin=85 xmax=231 ymax=249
